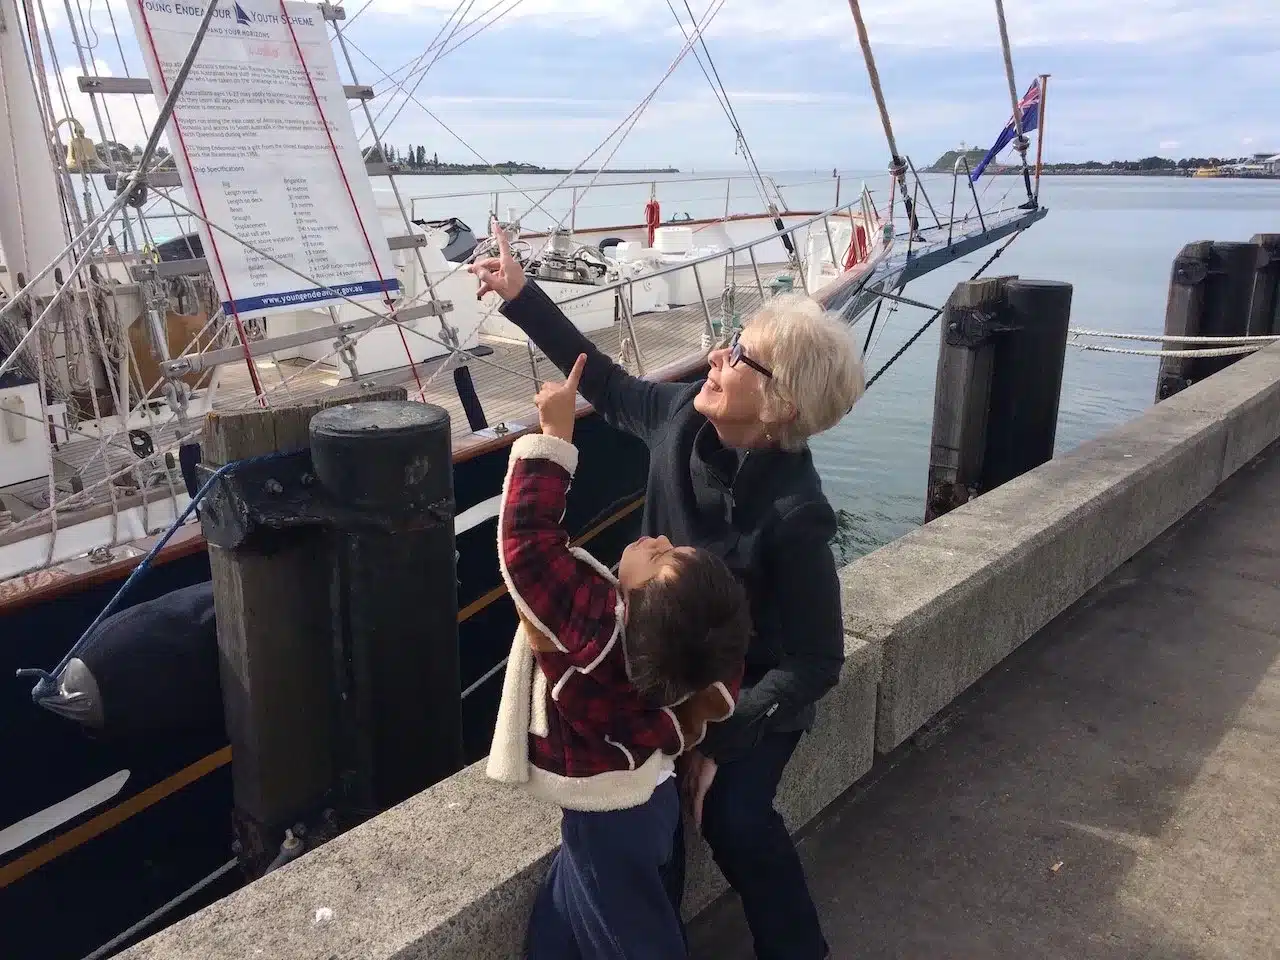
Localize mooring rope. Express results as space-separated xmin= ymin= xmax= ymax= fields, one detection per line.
xmin=1068 ymin=329 xmax=1280 ymax=344
xmin=1067 ymin=342 xmax=1267 ymax=359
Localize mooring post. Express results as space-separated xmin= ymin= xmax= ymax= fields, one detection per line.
xmin=982 ymin=279 xmax=1073 ymax=489
xmin=1194 ymin=241 xmax=1262 ymax=382
xmin=926 ymin=276 xmax=1072 ymax=522
xmin=1155 ymin=240 xmax=1266 ymax=401
xmin=310 ymin=400 xmax=462 ymax=813
xmin=925 ymin=278 xmax=1004 ymax=522
xmin=1155 ymin=242 xmax=1212 ymax=401
xmin=1246 ymin=234 xmax=1280 ymax=337
xmin=201 ymin=385 xmax=411 ymax=869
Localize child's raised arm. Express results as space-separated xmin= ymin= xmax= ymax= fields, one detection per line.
xmin=496 ymin=357 xmax=616 ymax=654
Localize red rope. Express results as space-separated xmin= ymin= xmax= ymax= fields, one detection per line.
xmin=134 ymin=7 xmax=266 ymax=404
xmin=278 ymin=2 xmax=425 ymax=401
xmin=644 ymin=198 xmax=660 ymax=247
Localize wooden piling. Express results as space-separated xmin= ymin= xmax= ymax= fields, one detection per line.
xmin=1156 ymin=239 xmax=1267 ymax=401
xmin=202 ymin=385 xmax=406 ymax=867
xmin=1195 ymin=242 xmax=1260 ymax=382
xmin=925 ymin=278 xmax=1003 ymax=522
xmin=1155 ymin=242 xmax=1213 ymax=402
xmin=1246 ymin=234 xmax=1280 ymax=337
xmin=310 ymin=400 xmax=462 ymax=812
xmin=984 ymin=279 xmax=1073 ymax=488
xmin=926 ymin=275 xmax=1072 ymax=522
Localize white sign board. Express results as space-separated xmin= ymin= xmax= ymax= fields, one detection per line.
xmin=128 ymin=0 xmax=398 ymax=318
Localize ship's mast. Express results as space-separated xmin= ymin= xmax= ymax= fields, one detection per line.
xmin=0 ymin=0 xmax=70 ymax=297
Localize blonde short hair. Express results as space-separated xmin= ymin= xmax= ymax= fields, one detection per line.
xmin=745 ymin=293 xmax=866 ymax=450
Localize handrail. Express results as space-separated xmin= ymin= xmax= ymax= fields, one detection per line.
xmin=949 ymin=156 xmax=986 ymax=244
xmin=404 ymin=173 xmax=783 ymax=210
xmin=556 ymin=196 xmax=866 ymax=306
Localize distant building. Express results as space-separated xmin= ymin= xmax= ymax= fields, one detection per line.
xmin=1267 ymin=154 xmax=1280 ymax=175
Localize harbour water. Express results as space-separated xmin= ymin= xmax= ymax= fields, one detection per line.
xmin=814 ymin=174 xmax=1280 ymax=558
xmin=120 ymin=170 xmax=1280 ymax=557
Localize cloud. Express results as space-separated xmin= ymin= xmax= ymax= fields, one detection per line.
xmin=356 ymin=0 xmax=1280 ymax=49
xmin=28 ymin=0 xmax=1280 ymax=171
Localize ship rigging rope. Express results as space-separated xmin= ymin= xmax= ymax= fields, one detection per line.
xmin=276 ymin=0 xmax=426 ymax=398
xmin=94 ymin=0 xmax=194 ymax=250
xmin=0 ymin=190 xmax=136 ymax=381
xmin=992 ymin=0 xmax=1034 ymax=202
xmin=349 ymin=0 xmax=524 ymax=112
xmin=330 ymin=22 xmax=459 ymax=338
xmin=864 ymin=227 xmax=1024 ymax=390
xmin=362 ymin=0 xmax=524 ymax=102
xmin=235 ymin=0 xmax=730 ymax=405
xmin=365 ymin=0 xmax=480 ymax=145
xmin=132 ymin=0 xmax=268 ymax=401
xmin=381 ymin=0 xmax=733 ymax=394
xmin=360 ymin=0 xmax=477 ymax=137
xmin=34 ymin=0 xmax=103 ymax=234
xmin=843 ymin=0 xmax=918 ymax=236
xmin=36 ymin=0 xmax=152 ymax=529
xmin=16 ymin=450 xmax=297 ymax=695
xmin=18 ymin=0 xmax=84 ymax=241
xmin=4 ymin=0 xmax=732 ymax=506
xmin=339 ymin=30 xmax=563 ymax=226
xmin=62 ymin=0 xmax=141 ymax=252
xmin=663 ymin=0 xmax=774 ymax=212
xmin=97 ymin=0 xmax=732 ymax=414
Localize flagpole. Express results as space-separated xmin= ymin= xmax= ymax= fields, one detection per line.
xmin=993 ymin=0 xmax=1034 ymax=205
xmin=1033 ymin=74 xmax=1050 ymax=204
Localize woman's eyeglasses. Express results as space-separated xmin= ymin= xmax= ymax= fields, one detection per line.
xmin=727 ymin=329 xmax=773 ymax=379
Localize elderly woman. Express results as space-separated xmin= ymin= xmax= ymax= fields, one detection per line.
xmin=472 ymin=227 xmax=864 ymax=960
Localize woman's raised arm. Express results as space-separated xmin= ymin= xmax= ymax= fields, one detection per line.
xmin=471 ymin=221 xmax=688 ymax=444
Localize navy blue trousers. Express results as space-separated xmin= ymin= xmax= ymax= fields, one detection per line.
xmin=527 ymin=778 xmax=685 ymax=960
xmin=663 ymin=731 xmax=827 ymax=960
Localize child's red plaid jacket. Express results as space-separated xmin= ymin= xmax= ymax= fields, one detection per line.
xmin=487 ymin=433 xmax=738 ymax=811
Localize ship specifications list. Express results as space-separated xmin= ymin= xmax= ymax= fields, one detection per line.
xmin=127 ymin=0 xmax=398 ymax=317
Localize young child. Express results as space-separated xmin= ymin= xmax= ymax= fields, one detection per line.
xmin=487 ymin=354 xmax=751 ymax=959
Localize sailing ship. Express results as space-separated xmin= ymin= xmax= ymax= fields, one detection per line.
xmin=0 ymin=0 xmax=1048 ymax=955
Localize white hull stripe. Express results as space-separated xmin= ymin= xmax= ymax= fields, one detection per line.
xmin=0 ymin=770 xmax=131 ymax=858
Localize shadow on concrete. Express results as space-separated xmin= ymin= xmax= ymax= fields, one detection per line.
xmin=691 ymin=445 xmax=1280 ymax=959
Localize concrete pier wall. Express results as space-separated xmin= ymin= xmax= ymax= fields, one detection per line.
xmin=121 ymin=344 xmax=1280 ymax=960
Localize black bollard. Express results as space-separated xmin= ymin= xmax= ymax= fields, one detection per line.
xmin=982 ymin=279 xmax=1072 ymax=489
xmin=310 ymin=400 xmax=462 ymax=813
xmin=1191 ymin=241 xmax=1260 ymax=382
xmin=1155 ymin=242 xmax=1213 ymax=402
xmin=1247 ymin=234 xmax=1280 ymax=337
xmin=925 ymin=277 xmax=1003 ymax=522
xmin=926 ymin=276 xmax=1072 ymax=522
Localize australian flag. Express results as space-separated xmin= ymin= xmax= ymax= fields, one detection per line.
xmin=970 ymin=79 xmax=1040 ymax=182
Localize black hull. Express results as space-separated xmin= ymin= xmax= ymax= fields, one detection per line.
xmin=0 ymin=411 xmax=653 ymax=960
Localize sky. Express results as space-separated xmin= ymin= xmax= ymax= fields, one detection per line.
xmin=47 ymin=0 xmax=1280 ymax=172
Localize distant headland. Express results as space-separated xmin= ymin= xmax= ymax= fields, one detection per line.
xmin=926 ymin=148 xmax=1279 ymax=179
xmin=363 ymin=146 xmax=677 ymax=176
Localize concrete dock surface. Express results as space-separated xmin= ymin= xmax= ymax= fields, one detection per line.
xmin=690 ymin=441 xmax=1280 ymax=960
